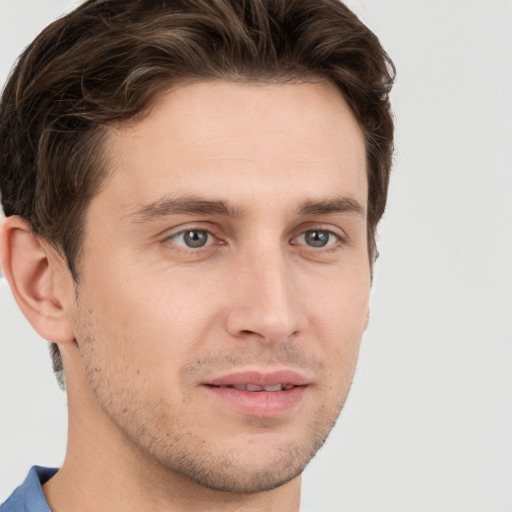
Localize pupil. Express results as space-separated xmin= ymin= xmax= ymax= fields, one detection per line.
xmin=184 ymin=230 xmax=207 ymax=248
xmin=306 ymin=230 xmax=329 ymax=247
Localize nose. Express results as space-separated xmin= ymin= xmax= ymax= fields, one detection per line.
xmin=224 ymin=248 xmax=305 ymax=345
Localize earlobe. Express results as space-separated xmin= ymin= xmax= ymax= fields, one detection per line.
xmin=0 ymin=216 xmax=75 ymax=344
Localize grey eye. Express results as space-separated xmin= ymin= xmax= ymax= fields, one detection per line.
xmin=171 ymin=229 xmax=211 ymax=248
xmin=183 ymin=230 xmax=209 ymax=248
xmin=298 ymin=230 xmax=338 ymax=248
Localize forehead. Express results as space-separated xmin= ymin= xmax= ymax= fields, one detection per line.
xmin=99 ymin=80 xmax=367 ymax=214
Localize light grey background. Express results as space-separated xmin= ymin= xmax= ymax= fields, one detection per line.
xmin=1 ymin=1 xmax=511 ymax=511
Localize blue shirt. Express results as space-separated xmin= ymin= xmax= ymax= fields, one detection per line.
xmin=1 ymin=467 xmax=57 ymax=512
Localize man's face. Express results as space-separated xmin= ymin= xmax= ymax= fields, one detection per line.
xmin=69 ymin=81 xmax=370 ymax=493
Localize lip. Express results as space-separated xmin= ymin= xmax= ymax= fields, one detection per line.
xmin=206 ymin=370 xmax=311 ymax=388
xmin=202 ymin=370 xmax=311 ymax=417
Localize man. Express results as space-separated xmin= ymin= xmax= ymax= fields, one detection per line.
xmin=0 ymin=0 xmax=394 ymax=510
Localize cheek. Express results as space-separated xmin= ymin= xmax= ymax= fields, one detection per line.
xmin=78 ymin=267 xmax=223 ymax=382
xmin=306 ymin=270 xmax=369 ymax=370
xmin=308 ymin=266 xmax=370 ymax=331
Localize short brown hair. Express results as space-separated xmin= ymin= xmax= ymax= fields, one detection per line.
xmin=0 ymin=0 xmax=395 ymax=386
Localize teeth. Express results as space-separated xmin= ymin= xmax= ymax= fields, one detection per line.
xmin=262 ymin=384 xmax=283 ymax=391
xmin=246 ymin=384 xmax=263 ymax=391
xmin=226 ymin=384 xmax=291 ymax=391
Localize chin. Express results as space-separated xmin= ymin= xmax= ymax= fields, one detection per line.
xmin=148 ymin=420 xmax=334 ymax=494
xmin=166 ymin=445 xmax=310 ymax=494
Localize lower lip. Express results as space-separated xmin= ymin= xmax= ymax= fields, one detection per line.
xmin=203 ymin=385 xmax=307 ymax=417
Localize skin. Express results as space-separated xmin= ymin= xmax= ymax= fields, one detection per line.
xmin=1 ymin=80 xmax=370 ymax=511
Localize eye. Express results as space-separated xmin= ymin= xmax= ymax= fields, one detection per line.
xmin=168 ymin=229 xmax=213 ymax=249
xmin=295 ymin=229 xmax=340 ymax=248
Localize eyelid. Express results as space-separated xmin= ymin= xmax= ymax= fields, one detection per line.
xmin=160 ymin=222 xmax=347 ymax=252
xmin=292 ymin=229 xmax=341 ymax=248
xmin=291 ymin=223 xmax=347 ymax=243
xmin=168 ymin=230 xmax=213 ymax=247
xmin=162 ymin=223 xmax=221 ymax=249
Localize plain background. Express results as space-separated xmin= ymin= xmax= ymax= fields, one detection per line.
xmin=1 ymin=1 xmax=511 ymax=511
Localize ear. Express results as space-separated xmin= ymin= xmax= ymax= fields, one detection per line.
xmin=0 ymin=216 xmax=75 ymax=343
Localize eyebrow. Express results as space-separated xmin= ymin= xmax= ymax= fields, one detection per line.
xmin=297 ymin=197 xmax=366 ymax=218
xmin=128 ymin=194 xmax=365 ymax=223
xmin=129 ymin=195 xmax=246 ymax=223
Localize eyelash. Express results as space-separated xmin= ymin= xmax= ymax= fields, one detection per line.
xmin=163 ymin=226 xmax=345 ymax=253
xmin=166 ymin=228 xmax=218 ymax=250
xmin=292 ymin=229 xmax=341 ymax=251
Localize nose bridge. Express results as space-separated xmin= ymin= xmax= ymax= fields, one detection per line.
xmin=226 ymin=239 xmax=303 ymax=342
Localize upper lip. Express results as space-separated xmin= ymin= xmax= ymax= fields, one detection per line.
xmin=204 ymin=370 xmax=311 ymax=387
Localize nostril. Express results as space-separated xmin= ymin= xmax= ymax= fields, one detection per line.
xmin=239 ymin=329 xmax=264 ymax=337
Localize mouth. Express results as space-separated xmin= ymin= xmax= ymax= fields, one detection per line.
xmin=208 ymin=383 xmax=296 ymax=392
xmin=202 ymin=370 xmax=310 ymax=417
